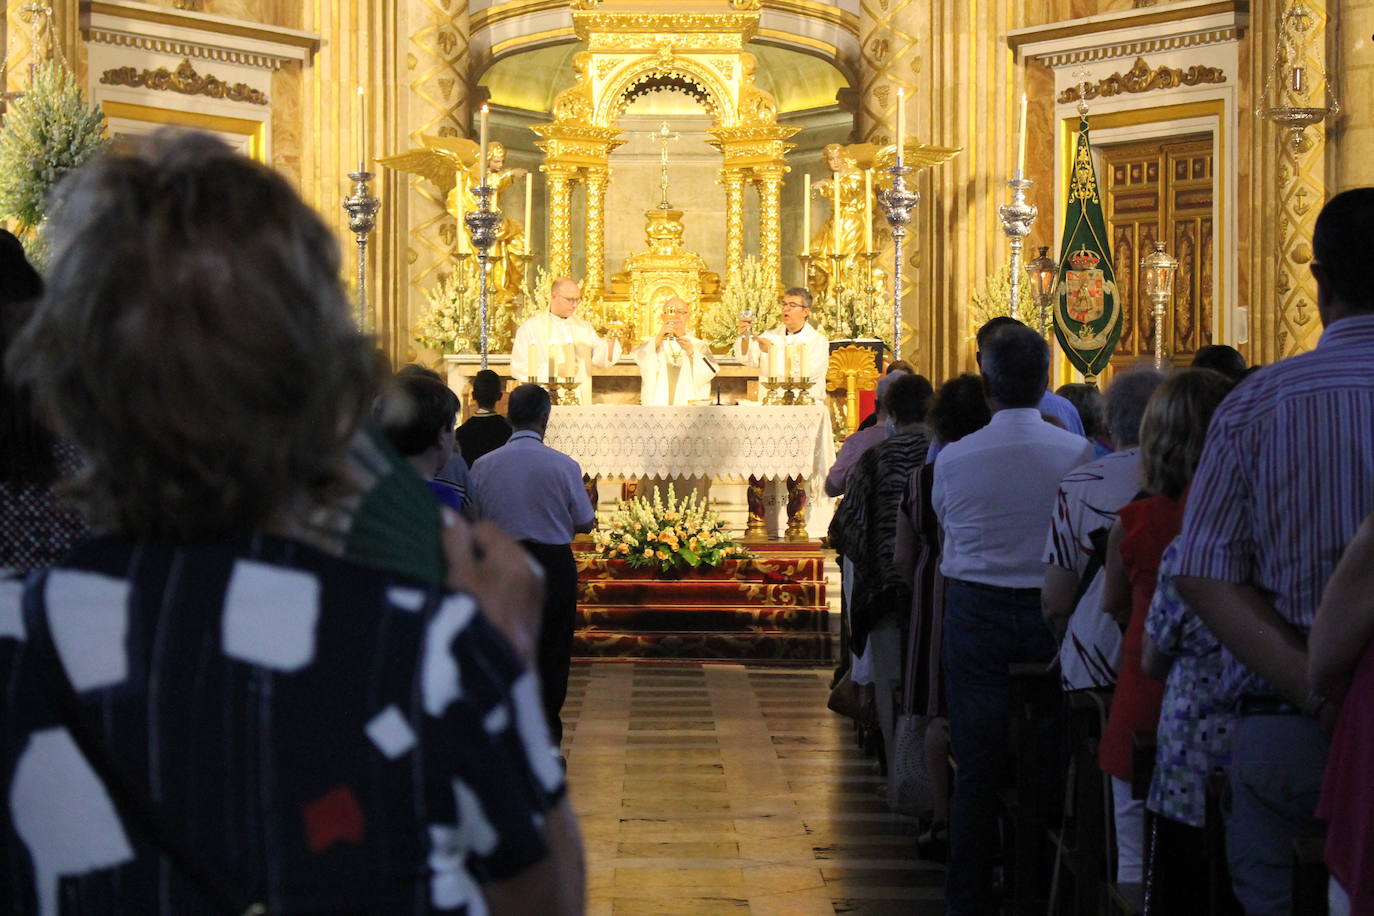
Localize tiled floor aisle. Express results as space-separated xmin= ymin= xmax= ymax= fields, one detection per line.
xmin=561 ymin=661 xmax=945 ymax=915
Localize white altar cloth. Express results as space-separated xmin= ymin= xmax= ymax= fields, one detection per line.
xmin=544 ymin=404 xmax=835 ymax=483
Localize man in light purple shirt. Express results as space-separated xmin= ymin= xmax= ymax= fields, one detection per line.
xmin=934 ymin=324 xmax=1095 ymax=915
xmin=472 ymin=383 xmax=596 ymax=744
xmin=824 ymin=371 xmax=905 ymax=497
xmin=1173 ymin=188 xmax=1374 ymax=914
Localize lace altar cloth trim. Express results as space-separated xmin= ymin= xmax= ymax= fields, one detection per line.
xmin=545 ymin=405 xmax=834 ymax=482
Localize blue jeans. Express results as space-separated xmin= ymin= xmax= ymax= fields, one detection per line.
xmin=943 ymin=580 xmax=1058 ymax=916
xmin=1225 ymin=714 xmax=1328 ymax=916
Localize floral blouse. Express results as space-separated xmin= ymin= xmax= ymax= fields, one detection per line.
xmin=1144 ymin=538 xmax=1233 ymax=828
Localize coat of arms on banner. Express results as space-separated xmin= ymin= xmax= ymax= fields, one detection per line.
xmin=1063 ymin=248 xmax=1107 ymax=324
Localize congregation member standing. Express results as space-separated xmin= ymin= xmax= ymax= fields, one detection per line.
xmin=734 ymin=287 xmax=829 ymax=403
xmin=1174 ymin=188 xmax=1374 ymax=915
xmin=373 ymin=371 xmax=463 ymax=511
xmin=456 ymin=368 xmax=512 ymax=467
xmin=471 ymin=383 xmax=596 ymax=745
xmin=633 ymin=296 xmax=717 ymax=406
xmin=933 ymin=324 xmax=1095 ymax=915
xmin=510 ymin=277 xmax=619 ymax=405
xmin=1042 ymin=368 xmax=1165 ymax=690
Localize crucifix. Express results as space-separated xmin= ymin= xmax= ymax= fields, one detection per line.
xmin=654 ymin=120 xmax=679 ymax=208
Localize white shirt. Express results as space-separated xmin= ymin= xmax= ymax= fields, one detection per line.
xmin=933 ymin=408 xmax=1097 ymax=588
xmin=509 ymin=311 xmax=620 ymax=405
xmin=734 ymin=322 xmax=829 ymax=403
xmin=633 ymin=335 xmax=717 ymax=406
xmin=470 ymin=429 xmax=596 ymax=545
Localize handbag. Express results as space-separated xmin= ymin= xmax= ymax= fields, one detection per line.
xmin=888 ymin=712 xmax=934 ymax=817
xmin=26 ymin=592 xmax=268 ymax=916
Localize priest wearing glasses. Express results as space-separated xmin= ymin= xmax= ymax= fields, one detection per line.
xmin=734 ymin=287 xmax=829 ymax=403
xmin=510 ymin=277 xmax=620 ymax=405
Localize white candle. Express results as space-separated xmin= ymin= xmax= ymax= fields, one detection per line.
xmin=357 ymin=85 xmax=366 ymax=170
xmin=479 ymin=104 xmax=489 ymax=187
xmin=769 ymin=345 xmax=782 ymax=380
xmin=832 ymin=170 xmax=841 ymax=253
xmin=802 ymin=173 xmax=811 ymax=256
xmin=1017 ymin=93 xmax=1028 ymax=179
xmin=863 ymin=169 xmax=873 ymax=252
xmin=523 ymin=172 xmax=533 ymax=245
xmin=896 ymin=88 xmax=906 ymax=162
xmin=527 ymin=344 xmax=540 ymax=381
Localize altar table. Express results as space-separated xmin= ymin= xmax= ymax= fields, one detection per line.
xmin=544 ymin=404 xmax=835 ymax=539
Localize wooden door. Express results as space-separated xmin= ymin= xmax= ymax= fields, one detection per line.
xmin=1102 ymin=135 xmax=1215 ymax=371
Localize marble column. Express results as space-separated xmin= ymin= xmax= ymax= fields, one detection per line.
xmin=754 ymin=164 xmax=786 ymax=292
xmin=546 ymin=165 xmax=579 ymax=281
xmin=584 ymin=165 xmax=609 ymax=295
xmin=721 ymin=167 xmax=748 ymax=281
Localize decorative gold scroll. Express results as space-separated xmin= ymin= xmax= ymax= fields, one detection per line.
xmin=1058 ymin=57 xmax=1226 ymax=104
xmin=100 ymin=59 xmax=268 ymax=105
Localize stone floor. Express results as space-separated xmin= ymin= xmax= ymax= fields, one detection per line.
xmin=561 ymin=661 xmax=945 ymax=915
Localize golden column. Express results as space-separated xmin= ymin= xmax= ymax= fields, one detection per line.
xmin=721 ymin=167 xmax=748 ymax=281
xmin=545 ymin=164 xmax=579 ymax=281
xmin=584 ymin=163 xmax=609 ymax=295
xmin=754 ymin=163 xmax=787 ymax=292
xmin=4 ymin=0 xmax=83 ymax=90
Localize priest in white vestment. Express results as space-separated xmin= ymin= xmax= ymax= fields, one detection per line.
xmin=633 ymin=297 xmax=718 ymax=406
xmin=510 ymin=277 xmax=620 ymax=404
xmin=734 ymin=287 xmax=830 ymax=403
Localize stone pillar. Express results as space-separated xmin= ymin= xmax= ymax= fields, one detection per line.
xmin=584 ymin=164 xmax=609 ymax=295
xmin=754 ymin=164 xmax=786 ymax=292
xmin=545 ymin=165 xmax=579 ymax=281
xmin=721 ymin=167 xmax=748 ymax=280
xmin=1334 ymin=0 xmax=1373 ymax=188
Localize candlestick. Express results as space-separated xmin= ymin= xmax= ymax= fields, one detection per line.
xmin=523 ymin=172 xmax=532 ymax=243
xmin=802 ymin=173 xmax=811 ymax=256
xmin=478 ymin=104 xmax=489 ymax=187
xmin=863 ymin=169 xmax=873 ymax=252
xmin=831 ymin=170 xmax=841 ymax=253
xmin=998 ymin=178 xmax=1038 ymax=319
xmin=465 ymin=179 xmax=500 ymax=368
xmin=343 ymin=167 xmax=381 ymax=332
xmin=877 ymin=162 xmax=919 ymax=360
xmin=896 ymin=88 xmax=906 ymax=160
xmin=1016 ymin=93 xmax=1028 ymax=179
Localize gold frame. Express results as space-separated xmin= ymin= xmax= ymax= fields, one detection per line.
xmin=100 ymin=100 xmax=268 ymax=163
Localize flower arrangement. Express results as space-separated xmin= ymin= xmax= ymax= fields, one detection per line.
xmin=0 ymin=59 xmax=109 ymax=251
xmin=414 ymin=271 xmax=485 ymax=353
xmin=700 ymin=255 xmax=780 ymax=352
xmin=968 ymin=263 xmax=1036 ymax=339
xmin=814 ymin=260 xmax=892 ymax=349
xmin=592 ymin=484 xmax=751 ymax=574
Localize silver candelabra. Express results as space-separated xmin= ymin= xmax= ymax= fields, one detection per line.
xmin=343 ymin=166 xmax=381 ymax=331
xmin=877 ymin=163 xmax=919 ymax=360
xmin=998 ymin=178 xmax=1037 ymax=320
xmin=464 ymin=182 xmax=501 ymax=369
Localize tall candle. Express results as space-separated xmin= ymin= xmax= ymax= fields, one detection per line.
xmin=523 ymin=172 xmax=533 ymax=246
xmin=527 ymin=344 xmax=539 ymax=381
xmin=863 ymin=169 xmax=873 ymax=252
xmin=896 ymin=88 xmax=906 ymax=162
xmin=802 ymin=173 xmax=812 ymax=256
xmin=478 ymin=104 xmax=489 ymax=187
xmin=831 ymin=170 xmax=841 ymax=253
xmin=357 ymin=85 xmax=366 ymax=170
xmin=1016 ymin=93 xmax=1028 ymax=179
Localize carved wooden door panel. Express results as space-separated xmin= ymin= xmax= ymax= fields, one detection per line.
xmin=1102 ymin=135 xmax=1215 ymax=372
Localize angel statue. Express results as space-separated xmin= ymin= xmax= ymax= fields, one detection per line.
xmin=807 ymin=143 xmax=869 ymax=303
xmin=378 ymin=136 xmax=529 ymax=302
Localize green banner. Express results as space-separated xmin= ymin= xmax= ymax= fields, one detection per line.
xmin=1053 ymin=115 xmax=1122 ymax=380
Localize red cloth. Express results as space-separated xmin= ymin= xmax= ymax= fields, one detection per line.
xmin=1098 ymin=493 xmax=1182 ymax=781
xmin=1320 ymin=641 xmax=1374 ymax=914
xmin=859 ymin=388 xmax=876 ymax=420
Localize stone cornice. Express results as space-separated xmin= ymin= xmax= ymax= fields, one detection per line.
xmin=1007 ymin=0 xmax=1247 ymax=69
xmin=82 ymin=0 xmax=319 ymax=71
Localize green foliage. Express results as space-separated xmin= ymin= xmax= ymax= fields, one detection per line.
xmin=814 ymin=261 xmax=893 ymax=348
xmin=700 ymin=256 xmax=779 ymax=351
xmin=968 ymin=263 xmax=1036 ymax=339
xmin=0 ymin=60 xmax=109 ymax=234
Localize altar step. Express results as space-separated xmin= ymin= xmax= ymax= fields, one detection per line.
xmin=573 ymin=542 xmax=832 ymax=663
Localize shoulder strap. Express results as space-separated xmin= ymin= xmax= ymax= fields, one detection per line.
xmin=25 ymin=584 xmax=266 ymax=916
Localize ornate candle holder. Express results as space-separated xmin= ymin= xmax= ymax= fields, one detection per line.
xmin=551 ymin=377 xmax=582 ymax=406
xmin=343 ymin=167 xmax=381 ymax=331
xmin=464 ymin=182 xmax=501 ymax=369
xmin=761 ymin=378 xmax=789 ymax=406
xmin=878 ymin=163 xmax=919 ymax=360
xmin=998 ymin=178 xmax=1037 ymax=319
xmin=789 ymin=379 xmax=814 ymax=406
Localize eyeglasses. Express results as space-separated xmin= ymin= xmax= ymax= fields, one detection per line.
xmin=556 ymin=295 xmax=582 ymax=305
xmin=781 ymin=302 xmax=808 ymax=312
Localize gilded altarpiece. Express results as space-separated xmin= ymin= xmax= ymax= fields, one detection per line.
xmin=532 ymin=4 xmax=797 ymax=337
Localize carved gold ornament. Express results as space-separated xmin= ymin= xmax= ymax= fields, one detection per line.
xmin=99 ymin=59 xmax=268 ymax=105
xmin=1058 ymin=57 xmax=1226 ymax=104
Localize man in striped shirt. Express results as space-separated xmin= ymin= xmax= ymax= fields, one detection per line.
xmin=1174 ymin=187 xmax=1374 ymax=915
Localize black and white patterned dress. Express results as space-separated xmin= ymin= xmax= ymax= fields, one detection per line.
xmin=0 ymin=532 xmax=563 ymax=915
